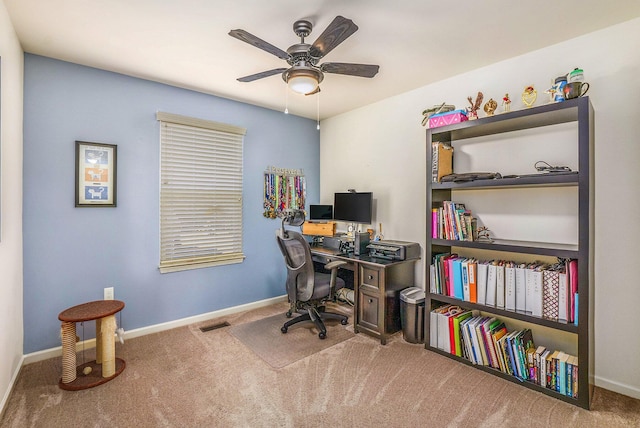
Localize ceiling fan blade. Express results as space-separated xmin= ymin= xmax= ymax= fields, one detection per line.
xmin=309 ymin=16 xmax=358 ymax=59
xmin=237 ymin=68 xmax=287 ymax=82
xmin=320 ymin=62 xmax=380 ymax=78
xmin=228 ymin=29 xmax=289 ymax=60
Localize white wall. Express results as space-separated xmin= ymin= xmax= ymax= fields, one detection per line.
xmin=0 ymin=0 xmax=24 ymax=413
xmin=321 ymin=18 xmax=640 ymax=399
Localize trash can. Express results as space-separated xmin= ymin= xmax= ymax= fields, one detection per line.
xmin=400 ymin=287 xmax=425 ymax=344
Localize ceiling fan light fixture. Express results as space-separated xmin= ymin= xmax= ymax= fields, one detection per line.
xmin=283 ymin=66 xmax=323 ymax=95
xmin=288 ymin=75 xmax=318 ymax=95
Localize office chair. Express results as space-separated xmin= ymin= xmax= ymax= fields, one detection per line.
xmin=276 ymin=210 xmax=349 ymax=339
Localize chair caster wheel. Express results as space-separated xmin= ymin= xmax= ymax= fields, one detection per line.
xmin=318 ymin=332 xmax=326 ymax=340
xmin=341 ymin=319 xmax=348 ymax=325
xmin=286 ymin=311 xmax=292 ymax=318
xmin=281 ymin=326 xmax=288 ymax=334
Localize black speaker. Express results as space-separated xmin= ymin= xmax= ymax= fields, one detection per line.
xmin=354 ymin=232 xmax=370 ymax=256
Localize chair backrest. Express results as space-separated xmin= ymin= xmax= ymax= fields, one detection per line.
xmin=276 ymin=229 xmax=316 ymax=303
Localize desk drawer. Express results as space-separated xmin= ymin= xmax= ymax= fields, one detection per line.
xmin=361 ymin=267 xmax=380 ymax=288
xmin=359 ymin=291 xmax=379 ymax=332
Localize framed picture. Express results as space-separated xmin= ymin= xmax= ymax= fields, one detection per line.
xmin=75 ymin=141 xmax=117 ymax=207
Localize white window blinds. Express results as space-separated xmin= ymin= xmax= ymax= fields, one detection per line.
xmin=157 ymin=112 xmax=246 ymax=273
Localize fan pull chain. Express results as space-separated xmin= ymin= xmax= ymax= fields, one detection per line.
xmin=316 ymin=92 xmax=320 ymax=130
xmin=284 ymin=84 xmax=289 ymax=114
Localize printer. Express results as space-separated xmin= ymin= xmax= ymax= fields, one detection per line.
xmin=366 ymin=240 xmax=420 ymax=261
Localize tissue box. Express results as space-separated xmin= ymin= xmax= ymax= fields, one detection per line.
xmin=428 ymin=110 xmax=468 ymax=128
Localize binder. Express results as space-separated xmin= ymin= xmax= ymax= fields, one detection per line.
xmin=452 ymin=258 xmax=464 ymax=300
xmin=495 ymin=262 xmax=505 ymax=309
xmin=531 ymin=268 xmax=544 ymax=317
xmin=515 ymin=264 xmax=527 ymax=312
xmin=568 ymin=260 xmax=578 ymax=322
xmin=476 ymin=261 xmax=489 ymax=305
xmin=543 ymin=269 xmax=560 ymax=321
xmin=505 ymin=263 xmax=516 ymax=311
xmin=558 ymin=272 xmax=569 ymax=322
xmin=486 ymin=262 xmax=498 ymax=306
xmin=467 ymin=259 xmax=477 ymax=303
xmin=461 ymin=260 xmax=470 ymax=301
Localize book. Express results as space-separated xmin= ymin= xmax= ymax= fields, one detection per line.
xmin=505 ymin=262 xmax=516 ymax=311
xmin=491 ymin=324 xmax=509 ymax=372
xmin=452 ymin=311 xmax=474 ymax=357
xmin=540 ymin=349 xmax=551 ymax=388
xmin=483 ymin=318 xmax=502 ymax=369
xmin=572 ymin=356 xmax=579 ymax=398
xmin=476 ymin=261 xmax=489 ymax=305
xmin=549 ymin=350 xmax=560 ymax=390
xmin=505 ymin=330 xmax=521 ymax=377
xmin=431 ymin=208 xmax=439 ymax=239
xmin=460 ymin=316 xmax=477 ymax=363
xmin=534 ymin=346 xmax=547 ymax=385
xmin=558 ymin=352 xmax=569 ymax=395
xmin=567 ymin=355 xmax=575 ymax=398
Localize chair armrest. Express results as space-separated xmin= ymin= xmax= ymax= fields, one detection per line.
xmin=324 ymin=260 xmax=347 ymax=271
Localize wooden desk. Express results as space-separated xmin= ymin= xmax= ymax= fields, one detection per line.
xmin=58 ymin=300 xmax=126 ymax=390
xmin=310 ymin=247 xmax=417 ymax=345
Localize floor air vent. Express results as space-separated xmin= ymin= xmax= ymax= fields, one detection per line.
xmin=199 ymin=321 xmax=230 ymax=332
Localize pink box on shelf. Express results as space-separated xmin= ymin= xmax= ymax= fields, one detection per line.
xmin=428 ymin=110 xmax=468 ymax=128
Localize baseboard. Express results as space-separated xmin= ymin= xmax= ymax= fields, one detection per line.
xmin=0 ymin=355 xmax=25 ymax=421
xmin=594 ymin=375 xmax=640 ymax=400
xmin=23 ymin=295 xmax=287 ymax=365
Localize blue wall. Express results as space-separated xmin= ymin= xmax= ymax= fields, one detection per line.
xmin=23 ymin=55 xmax=320 ymax=353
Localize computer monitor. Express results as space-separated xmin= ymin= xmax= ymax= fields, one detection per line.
xmin=333 ymin=192 xmax=373 ymax=224
xmin=309 ymin=204 xmax=333 ymax=221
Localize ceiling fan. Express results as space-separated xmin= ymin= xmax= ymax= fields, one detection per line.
xmin=229 ymin=16 xmax=379 ymax=95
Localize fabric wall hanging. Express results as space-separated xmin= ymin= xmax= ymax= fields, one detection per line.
xmin=263 ymin=166 xmax=306 ymax=219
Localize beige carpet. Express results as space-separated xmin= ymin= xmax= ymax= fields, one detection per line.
xmin=2 ymin=301 xmax=640 ymax=427
xmin=228 ymin=311 xmax=355 ymax=368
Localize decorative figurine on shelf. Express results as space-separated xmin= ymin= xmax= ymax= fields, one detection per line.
xmin=466 ymin=92 xmax=484 ymax=120
xmin=522 ymin=85 xmax=537 ymax=108
xmin=502 ymin=93 xmax=511 ymax=113
xmin=475 ymin=226 xmax=494 ymax=243
xmin=483 ymin=98 xmax=498 ymax=116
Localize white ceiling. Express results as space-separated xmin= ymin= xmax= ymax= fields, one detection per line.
xmin=5 ymin=0 xmax=640 ymax=120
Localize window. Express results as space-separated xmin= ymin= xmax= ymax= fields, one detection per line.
xmin=157 ymin=112 xmax=245 ymax=273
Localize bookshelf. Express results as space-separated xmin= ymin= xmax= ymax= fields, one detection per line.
xmin=425 ymin=97 xmax=594 ymax=409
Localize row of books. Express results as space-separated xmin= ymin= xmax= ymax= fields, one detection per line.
xmin=430 ymin=254 xmax=579 ymax=324
xmin=431 ymin=201 xmax=477 ymax=241
xmin=429 ymin=304 xmax=578 ymax=398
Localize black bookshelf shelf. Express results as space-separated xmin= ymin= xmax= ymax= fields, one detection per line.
xmin=425 ymin=97 xmax=594 ymax=409
xmin=433 ymin=238 xmax=579 ymax=258
xmin=429 ymin=294 xmax=579 ymax=333
xmin=428 ymin=346 xmax=582 ymax=406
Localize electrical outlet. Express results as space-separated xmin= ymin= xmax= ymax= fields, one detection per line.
xmin=104 ymin=287 xmax=114 ymax=300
